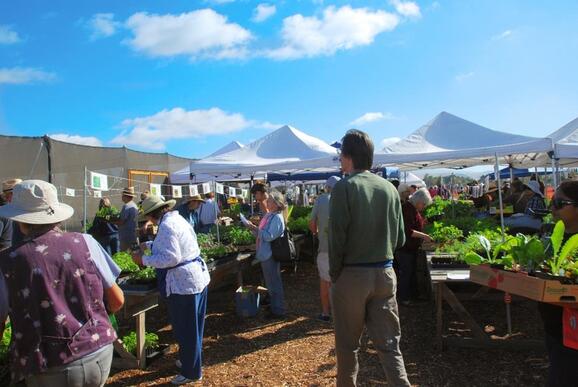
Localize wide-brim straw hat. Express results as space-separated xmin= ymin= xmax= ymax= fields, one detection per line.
xmin=186 ymin=194 xmax=205 ymax=203
xmin=526 ymin=180 xmax=544 ymax=197
xmin=139 ymin=195 xmax=176 ymax=221
xmin=122 ymin=187 xmax=136 ymax=197
xmin=0 ymin=180 xmax=74 ymax=224
xmin=2 ymin=178 xmax=22 ymax=193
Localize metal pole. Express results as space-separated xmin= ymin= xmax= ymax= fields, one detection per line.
xmin=213 ymin=180 xmax=220 ymax=243
xmin=83 ymin=167 xmax=88 ymax=232
xmin=249 ymin=175 xmax=254 ymax=216
xmin=551 ymin=157 xmax=558 ymax=187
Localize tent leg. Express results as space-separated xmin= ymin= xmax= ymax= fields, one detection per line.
xmin=494 ymin=154 xmax=506 ymax=243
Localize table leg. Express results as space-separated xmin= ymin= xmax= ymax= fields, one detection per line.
xmin=136 ymin=312 xmax=146 ymax=369
xmin=441 ymin=284 xmax=487 ymax=339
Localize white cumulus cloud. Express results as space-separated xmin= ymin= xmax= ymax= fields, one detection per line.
xmin=49 ymin=134 xmax=103 ymax=147
xmin=111 ymin=107 xmax=262 ymax=150
xmin=390 ymin=0 xmax=421 ymax=18
xmin=124 ymin=10 xmax=252 ymax=60
xmin=0 ymin=25 xmax=21 ymax=44
xmin=0 ymin=67 xmax=56 ymax=85
xmin=88 ymin=13 xmax=121 ymax=40
xmin=455 ymin=71 xmax=474 ymax=82
xmin=253 ymin=4 xmax=277 ymax=23
xmin=265 ymin=5 xmax=399 ymax=60
xmin=492 ymin=29 xmax=513 ymax=41
xmin=350 ymin=112 xmax=394 ymax=126
xmin=380 ymin=136 xmax=401 ymax=149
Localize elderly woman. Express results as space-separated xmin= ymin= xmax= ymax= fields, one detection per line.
xmin=132 ymin=195 xmax=210 ymax=385
xmin=395 ymin=188 xmax=433 ymax=306
xmin=0 ymin=180 xmax=124 ymax=387
xmin=539 ymin=180 xmax=578 ymax=386
xmin=397 ymin=183 xmax=412 ymax=203
xmin=245 ymin=191 xmax=287 ymax=318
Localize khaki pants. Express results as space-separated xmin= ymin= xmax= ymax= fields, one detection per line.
xmin=331 ymin=266 xmax=410 ymax=387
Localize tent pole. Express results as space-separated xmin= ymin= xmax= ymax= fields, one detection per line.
xmin=249 ymin=174 xmax=254 ymax=216
xmin=213 ymin=180 xmax=220 ymax=243
xmin=83 ymin=166 xmax=88 ymax=232
xmin=551 ymin=157 xmax=558 ymax=187
xmin=509 ymin=164 xmax=514 ymax=182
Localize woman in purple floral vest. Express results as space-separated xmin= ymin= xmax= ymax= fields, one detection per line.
xmin=0 ymin=180 xmax=125 ymax=386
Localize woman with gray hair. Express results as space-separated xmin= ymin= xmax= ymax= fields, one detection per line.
xmin=244 ymin=190 xmax=287 ymax=318
xmin=395 ymin=188 xmax=433 ymax=306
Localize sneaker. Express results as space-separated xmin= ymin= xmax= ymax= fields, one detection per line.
xmin=175 ymin=359 xmax=182 ymax=369
xmin=317 ymin=314 xmax=331 ymax=322
xmin=171 ymin=374 xmax=202 ymax=385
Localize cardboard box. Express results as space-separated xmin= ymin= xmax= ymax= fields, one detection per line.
xmin=469 ymin=265 xmax=578 ymax=306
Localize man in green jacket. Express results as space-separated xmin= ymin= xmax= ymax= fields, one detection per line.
xmin=329 ymin=129 xmax=410 ymax=387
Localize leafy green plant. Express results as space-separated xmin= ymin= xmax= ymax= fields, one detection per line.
xmin=289 ymin=206 xmax=312 ymax=220
xmin=507 ymin=234 xmax=545 ymax=271
xmin=429 ymin=222 xmax=464 ymax=244
xmin=228 ymin=226 xmax=255 ymax=245
xmin=545 ymin=221 xmax=578 ymax=276
xmin=463 ymin=235 xmax=512 ymax=267
xmin=130 ymin=266 xmax=157 ymax=281
xmin=197 ymin=232 xmax=236 ymax=262
xmin=424 ymin=198 xmax=475 ymax=220
xmin=287 ymin=216 xmax=310 ymax=234
xmin=96 ymin=205 xmax=120 ymax=219
xmin=0 ymin=324 xmax=11 ymax=363
xmin=121 ymin=331 xmax=159 ymax=355
xmin=112 ymin=251 xmax=140 ymax=273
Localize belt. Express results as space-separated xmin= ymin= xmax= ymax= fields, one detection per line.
xmin=345 ymin=259 xmax=393 ymax=268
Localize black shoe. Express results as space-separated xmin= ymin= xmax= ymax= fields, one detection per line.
xmin=317 ymin=314 xmax=331 ymax=322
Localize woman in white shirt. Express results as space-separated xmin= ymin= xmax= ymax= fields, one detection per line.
xmin=132 ymin=196 xmax=210 ymax=386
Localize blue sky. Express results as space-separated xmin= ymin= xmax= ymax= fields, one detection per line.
xmin=1 ymin=0 xmax=578 ymax=159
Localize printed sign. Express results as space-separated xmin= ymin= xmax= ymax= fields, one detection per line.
xmin=150 ymin=184 xmax=162 ymax=197
xmin=90 ymin=172 xmax=108 ymax=191
xmin=172 ymin=185 xmax=182 ymax=198
xmin=215 ymin=183 xmax=224 ymax=194
xmin=242 ymin=189 xmax=248 ymax=198
xmin=93 ymin=190 xmax=102 ymax=198
xmin=202 ymin=183 xmax=211 ymax=194
xmin=229 ymin=187 xmax=236 ymax=197
xmin=189 ymin=185 xmax=199 ymax=196
xmin=65 ymin=188 xmax=75 ymax=197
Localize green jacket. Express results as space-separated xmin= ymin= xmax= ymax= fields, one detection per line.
xmin=328 ymin=171 xmax=405 ymax=282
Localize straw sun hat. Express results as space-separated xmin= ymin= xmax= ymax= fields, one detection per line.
xmin=0 ymin=180 xmax=74 ymax=224
xmin=186 ymin=194 xmax=205 ymax=203
xmin=139 ymin=195 xmax=176 ymax=220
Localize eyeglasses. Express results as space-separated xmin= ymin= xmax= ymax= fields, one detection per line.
xmin=550 ymin=197 xmax=577 ymax=209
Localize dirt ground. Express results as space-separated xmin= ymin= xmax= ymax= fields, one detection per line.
xmin=107 ymin=261 xmax=549 ymax=386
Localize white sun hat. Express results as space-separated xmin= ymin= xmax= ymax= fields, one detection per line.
xmin=0 ymin=180 xmax=74 ymax=224
xmin=526 ymin=180 xmax=544 ymax=198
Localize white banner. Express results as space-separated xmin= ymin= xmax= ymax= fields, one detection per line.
xmin=215 ymin=183 xmax=224 ymax=194
xmin=228 ymin=187 xmax=236 ymax=197
xmin=189 ymin=185 xmax=198 ymax=196
xmin=93 ymin=190 xmax=102 ymax=198
xmin=172 ymin=185 xmax=182 ymax=198
xmin=242 ymin=189 xmax=248 ymax=198
xmin=90 ymin=172 xmax=108 ymax=191
xmin=150 ymin=184 xmax=162 ymax=197
xmin=65 ymin=188 xmax=75 ymax=197
xmin=202 ymin=183 xmax=211 ymax=194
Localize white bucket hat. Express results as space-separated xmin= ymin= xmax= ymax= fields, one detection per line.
xmin=139 ymin=195 xmax=176 ymax=221
xmin=0 ymin=180 xmax=74 ymax=224
xmin=526 ymin=180 xmax=544 ymax=197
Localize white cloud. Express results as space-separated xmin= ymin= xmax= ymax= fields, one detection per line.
xmin=124 ymin=10 xmax=252 ymax=60
xmin=0 ymin=67 xmax=56 ymax=84
xmin=112 ymin=107 xmax=260 ymax=150
xmin=253 ymin=4 xmax=277 ymax=23
xmin=0 ymin=25 xmax=21 ymax=44
xmin=390 ymin=0 xmax=421 ymax=18
xmin=492 ymin=29 xmax=513 ymax=41
xmin=49 ymin=134 xmax=103 ymax=147
xmin=88 ymin=13 xmax=121 ymax=40
xmin=455 ymin=72 xmax=474 ymax=82
xmin=381 ymin=136 xmax=401 ymax=149
xmin=350 ymin=112 xmax=394 ymax=126
xmin=265 ymin=5 xmax=399 ymax=60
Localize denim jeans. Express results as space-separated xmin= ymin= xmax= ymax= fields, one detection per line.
xmin=331 ymin=266 xmax=410 ymax=387
xmin=260 ymin=258 xmax=285 ymax=315
xmin=168 ymin=288 xmax=208 ymax=381
xmin=26 ymin=344 xmax=113 ymax=387
xmin=98 ymin=233 xmax=119 ymax=256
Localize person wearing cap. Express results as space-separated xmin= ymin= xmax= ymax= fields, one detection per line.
xmin=0 ymin=179 xmax=124 ymax=386
xmin=504 ymin=180 xmax=547 ymax=231
xmin=132 ymin=195 xmax=210 ymax=385
xmin=329 ymin=130 xmax=410 ymax=387
xmin=309 ymin=175 xmax=341 ymax=322
xmin=113 ymin=187 xmax=139 ymax=251
xmin=176 ymin=195 xmax=205 ymax=233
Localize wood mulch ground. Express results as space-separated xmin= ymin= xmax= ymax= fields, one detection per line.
xmin=107 ymin=261 xmax=549 ymax=386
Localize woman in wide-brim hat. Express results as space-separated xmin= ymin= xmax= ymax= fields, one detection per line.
xmin=0 ymin=179 xmax=124 ymax=386
xmin=132 ymin=195 xmax=210 ymax=385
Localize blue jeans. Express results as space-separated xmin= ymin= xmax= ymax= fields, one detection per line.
xmin=260 ymin=258 xmax=285 ymax=315
xmin=98 ymin=234 xmax=119 ymax=256
xmin=168 ymin=288 xmax=208 ymax=380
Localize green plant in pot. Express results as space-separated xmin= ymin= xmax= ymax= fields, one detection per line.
xmin=544 ymin=220 xmax=578 ymax=277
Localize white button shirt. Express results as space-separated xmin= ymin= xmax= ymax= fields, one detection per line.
xmin=142 ymin=211 xmax=210 ymax=296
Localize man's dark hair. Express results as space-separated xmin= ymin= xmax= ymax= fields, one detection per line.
xmin=341 ymin=129 xmax=374 ymax=170
xmin=390 ymin=179 xmax=400 ymax=189
xmin=410 ymin=184 xmax=417 ymax=189
xmin=250 ymin=182 xmax=268 ymax=195
xmin=559 ymin=180 xmax=578 ymax=202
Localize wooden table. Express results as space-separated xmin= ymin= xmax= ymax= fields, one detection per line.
xmin=114 ymin=288 xmax=159 ymax=369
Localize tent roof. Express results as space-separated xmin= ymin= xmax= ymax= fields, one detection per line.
xmin=206 ymin=141 xmax=243 ymax=158
xmin=547 ymin=116 xmax=578 ymax=144
xmin=189 ymin=125 xmax=338 ymax=174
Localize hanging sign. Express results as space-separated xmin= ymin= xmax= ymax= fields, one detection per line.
xmin=228 ymin=187 xmax=236 ymax=197
xmin=65 ymin=188 xmax=75 ymax=197
xmin=90 ymin=172 xmax=108 ymax=191
xmin=93 ymin=190 xmax=102 ymax=198
xmin=150 ymin=184 xmax=162 ymax=197
xmin=189 ymin=185 xmax=199 ymax=196
xmin=202 ymin=183 xmax=212 ymax=194
xmin=172 ymin=185 xmax=182 ymax=198
xmin=242 ymin=189 xmax=248 ymax=198
xmin=215 ymin=183 xmax=224 ymax=194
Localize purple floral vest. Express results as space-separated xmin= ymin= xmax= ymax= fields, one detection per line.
xmin=0 ymin=230 xmax=115 ymax=380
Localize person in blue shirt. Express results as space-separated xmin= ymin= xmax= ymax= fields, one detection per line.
xmin=177 ymin=195 xmax=205 ymax=233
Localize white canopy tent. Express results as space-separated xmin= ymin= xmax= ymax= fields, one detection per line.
xmin=206 ymin=141 xmax=244 ymax=158
xmin=546 ymin=116 xmax=578 ymax=167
